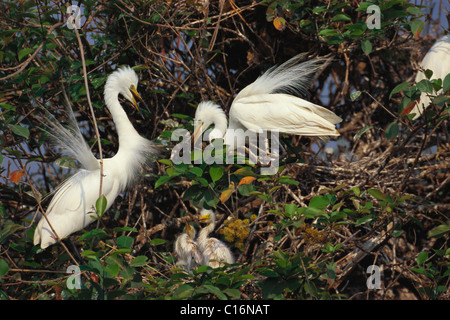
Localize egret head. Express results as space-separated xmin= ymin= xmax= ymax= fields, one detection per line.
xmin=105 ymin=66 xmax=144 ymax=111
xmin=199 ymin=209 xmax=215 ymax=224
xmin=193 ymin=102 xmax=228 ymax=144
xmin=184 ymin=222 xmax=196 ymax=238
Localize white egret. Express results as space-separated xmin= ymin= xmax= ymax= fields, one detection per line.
xmin=197 ymin=209 xmax=234 ymax=268
xmin=34 ymin=66 xmax=159 ymax=249
xmin=410 ymin=35 xmax=450 ymax=119
xmin=336 ymin=138 xmax=355 ymax=162
xmin=174 ymin=223 xmax=203 ymax=271
xmin=193 ymin=54 xmax=342 ymax=146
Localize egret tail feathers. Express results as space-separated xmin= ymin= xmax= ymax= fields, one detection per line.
xmin=40 ymin=88 xmax=99 ymax=171
xmin=236 ymin=53 xmax=329 ymax=100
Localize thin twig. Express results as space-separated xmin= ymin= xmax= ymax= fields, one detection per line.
xmin=72 ymin=22 xmax=104 ymax=199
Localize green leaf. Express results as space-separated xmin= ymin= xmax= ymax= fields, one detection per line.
xmin=353 ymin=126 xmax=373 ymax=141
xmin=0 ymin=103 xmax=15 ymax=111
xmin=171 ymin=113 xmax=192 ymax=119
xmin=284 ymin=204 xmax=298 ymax=217
xmin=355 ymin=214 xmax=374 ymax=226
xmin=313 ymin=7 xmax=327 ymax=14
xmin=406 ymin=6 xmax=424 ymax=16
xmin=390 ymin=82 xmax=411 ymax=99
xmin=104 ymin=263 xmax=120 ymax=277
xmin=114 ymin=226 xmax=138 ymax=233
xmin=130 ymin=255 xmax=148 ymax=267
xmin=10 ymin=125 xmax=30 ymax=138
xmin=183 ymin=185 xmax=203 ymax=201
xmin=90 ymin=76 xmax=106 ymax=89
xmin=332 ymin=14 xmax=351 ymax=22
xmin=81 ymin=250 xmax=101 ymax=259
xmin=209 ymin=166 xmax=224 ymax=182
xmin=232 ymin=167 xmax=256 ymax=177
xmin=443 ymin=73 xmax=450 ymax=92
xmin=203 ymin=285 xmax=228 ymax=300
xmin=188 ymin=166 xmax=203 ymax=177
xmin=432 ymin=95 xmax=449 ymax=107
xmin=385 ymin=121 xmax=399 ymax=141
xmin=368 ymin=188 xmax=386 ymax=200
xmin=0 ymin=259 xmax=9 ymax=278
xmin=416 ymin=251 xmax=428 ymax=265
xmin=116 ymin=235 xmax=133 ymax=249
xmin=77 ymin=229 xmax=108 ymax=242
xmin=428 ymin=224 xmax=450 ymax=239
xmin=277 ymin=178 xmax=299 ymax=186
xmin=318 ymin=29 xmax=339 ymax=36
xmin=155 ymin=175 xmax=171 ymax=188
xmin=410 ymin=19 xmax=425 ymax=36
xmin=150 ymin=238 xmax=167 ymax=246
xmin=309 ymin=196 xmax=329 ymax=209
xmin=350 ymin=90 xmax=362 ymax=101
xmin=330 ymin=211 xmax=347 ymax=222
xmin=223 ymin=288 xmax=241 ymax=299
xmin=416 ymin=79 xmax=434 ymax=93
xmin=95 ymin=195 xmax=107 ymax=218
xmin=18 ymin=48 xmax=34 ymax=61
xmin=158 ymin=159 xmax=173 ymax=166
xmin=361 ymin=39 xmax=372 ymax=55
xmin=424 ymin=69 xmax=433 ymax=80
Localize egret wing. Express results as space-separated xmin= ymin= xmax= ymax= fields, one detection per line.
xmin=202 ymin=238 xmax=234 ymax=267
xmin=230 ymin=93 xmax=341 ymax=136
xmin=34 ymin=167 xmax=119 ymax=249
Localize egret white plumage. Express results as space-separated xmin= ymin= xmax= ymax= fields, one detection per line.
xmin=34 ymin=66 xmax=159 ymax=249
xmin=174 ymin=223 xmax=203 ymax=271
xmin=410 ymin=35 xmax=450 ymax=119
xmin=193 ymin=54 xmax=342 ymax=147
xmin=197 ymin=209 xmax=234 ymax=268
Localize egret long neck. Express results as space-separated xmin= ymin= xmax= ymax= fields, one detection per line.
xmin=198 ymin=220 xmax=215 ymax=245
xmin=104 ymin=91 xmax=141 ymax=152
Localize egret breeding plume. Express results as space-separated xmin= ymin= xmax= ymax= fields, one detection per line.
xmin=410 ymin=34 xmax=450 ymax=120
xmin=174 ymin=223 xmax=203 ymax=271
xmin=34 ymin=66 xmax=159 ymax=249
xmin=193 ymin=54 xmax=342 ymax=146
xmin=197 ymin=209 xmax=234 ymax=268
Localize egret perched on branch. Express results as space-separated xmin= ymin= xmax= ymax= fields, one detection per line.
xmin=197 ymin=209 xmax=234 ymax=268
xmin=193 ymin=54 xmax=342 ymax=146
xmin=174 ymin=223 xmax=203 ymax=271
xmin=34 ymin=66 xmax=159 ymax=249
xmin=409 ymin=35 xmax=450 ymax=120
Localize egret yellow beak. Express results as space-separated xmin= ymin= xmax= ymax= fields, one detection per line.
xmin=193 ymin=122 xmax=204 ymax=144
xmin=185 ymin=222 xmax=192 ymax=231
xmin=199 ymin=214 xmax=209 ymax=223
xmin=129 ymin=85 xmax=143 ymax=111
